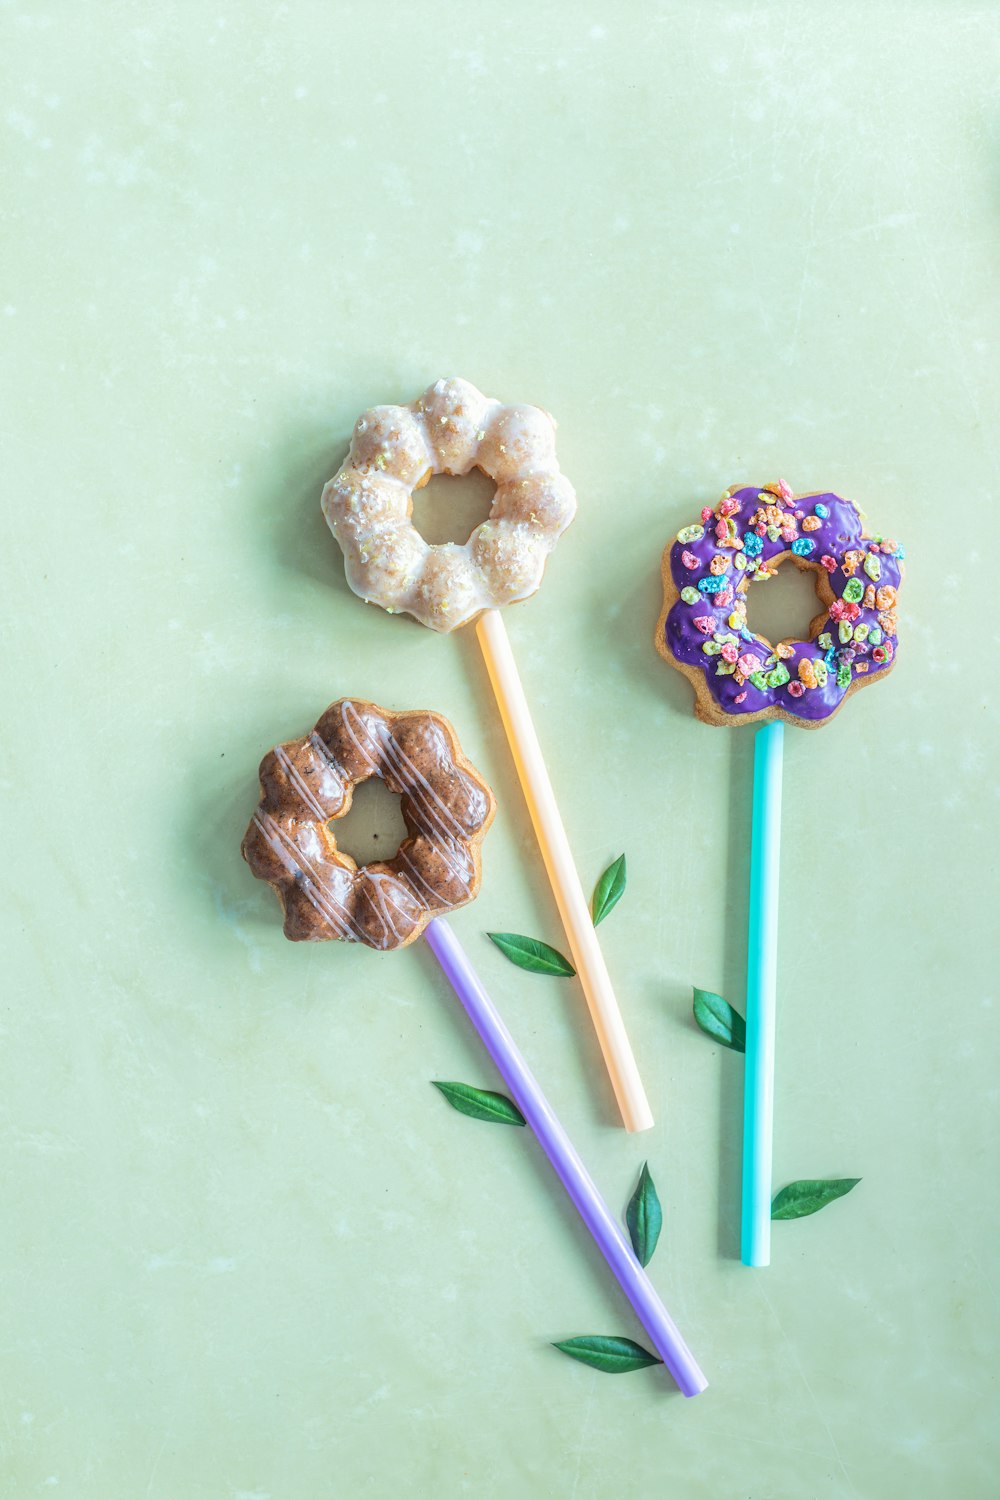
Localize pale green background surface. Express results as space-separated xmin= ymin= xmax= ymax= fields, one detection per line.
xmin=2 ymin=2 xmax=998 ymax=1496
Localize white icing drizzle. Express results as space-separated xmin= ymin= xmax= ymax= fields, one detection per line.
xmin=336 ymin=701 xmax=475 ymax=896
xmin=397 ymin=844 xmax=471 ymax=910
xmin=248 ymin=702 xmax=491 ymax=950
xmin=252 ymin=808 xmax=367 ymax=944
xmin=359 ymin=869 xmax=411 ymax=946
xmin=273 ymin=742 xmax=332 ymax=824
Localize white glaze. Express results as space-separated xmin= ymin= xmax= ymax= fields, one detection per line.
xmin=321 ymin=378 xmax=577 ymax=632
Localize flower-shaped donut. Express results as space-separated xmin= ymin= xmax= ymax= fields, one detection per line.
xmin=321 ymin=377 xmax=577 ymax=632
xmin=655 ymin=481 xmax=905 ymax=728
xmin=242 ymin=698 xmax=496 ymax=951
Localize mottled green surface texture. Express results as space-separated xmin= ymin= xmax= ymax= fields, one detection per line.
xmin=2 ymin=3 xmax=998 ymax=1496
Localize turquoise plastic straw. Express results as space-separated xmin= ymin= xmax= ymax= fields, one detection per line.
xmin=741 ymin=720 xmax=784 ymax=1267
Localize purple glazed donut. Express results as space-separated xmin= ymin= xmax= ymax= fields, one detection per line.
xmin=654 ymin=481 xmax=905 ymax=728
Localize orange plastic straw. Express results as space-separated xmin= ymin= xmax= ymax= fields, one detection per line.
xmin=476 ymin=608 xmax=653 ymax=1133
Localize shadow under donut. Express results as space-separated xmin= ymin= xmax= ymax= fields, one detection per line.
xmin=257 ymin=420 xmax=354 ymax=598
xmin=178 ymin=733 xmax=288 ymax=952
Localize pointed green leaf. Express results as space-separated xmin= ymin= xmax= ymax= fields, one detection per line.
xmin=692 ymin=986 xmax=746 ymax=1052
xmin=552 ymin=1335 xmax=661 ymax=1374
xmin=625 ymin=1161 xmax=663 ymax=1268
xmin=592 ymin=854 xmax=627 ymax=926
xmin=432 ymin=1081 xmax=525 ymax=1126
xmin=771 ymin=1178 xmax=861 ymax=1220
xmin=487 ymin=932 xmax=575 ymax=977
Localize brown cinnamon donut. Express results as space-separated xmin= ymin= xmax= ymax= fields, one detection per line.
xmin=242 ymin=699 xmax=495 ymax=951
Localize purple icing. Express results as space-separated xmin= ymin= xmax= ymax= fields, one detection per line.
xmin=663 ymin=485 xmax=903 ymax=723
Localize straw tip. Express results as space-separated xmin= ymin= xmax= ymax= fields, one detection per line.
xmin=740 ymin=1251 xmax=771 ymax=1269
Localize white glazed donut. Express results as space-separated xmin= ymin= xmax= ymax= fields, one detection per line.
xmin=321 ymin=377 xmax=577 ymax=632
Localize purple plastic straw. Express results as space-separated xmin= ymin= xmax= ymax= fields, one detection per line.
xmin=424 ymin=916 xmax=707 ymax=1397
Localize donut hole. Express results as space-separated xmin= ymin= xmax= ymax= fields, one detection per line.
xmin=409 ymin=467 xmax=496 ymax=546
xmin=329 ymin=778 xmax=408 ymax=866
xmin=745 ymin=553 xmax=821 ymax=647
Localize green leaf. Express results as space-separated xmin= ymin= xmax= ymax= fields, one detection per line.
xmin=771 ymin=1178 xmax=861 ymax=1220
xmin=692 ymin=986 xmax=746 ymax=1053
xmin=552 ymin=1335 xmax=661 ymax=1374
xmin=592 ymin=854 xmax=627 ymax=926
xmin=432 ymin=1081 xmax=525 ymax=1127
xmin=625 ymin=1161 xmax=663 ymax=1268
xmin=487 ymin=932 xmax=575 ymax=977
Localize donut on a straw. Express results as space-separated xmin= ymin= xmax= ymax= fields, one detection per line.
xmin=242 ymin=697 xmax=494 ymax=950
xmin=656 ymin=482 xmax=904 ymax=1266
xmin=241 ymin=698 xmax=706 ymax=1395
xmin=321 ymin=377 xmax=576 ymax=631
xmin=655 ymin=480 xmax=904 ymax=728
xmin=320 ymin=381 xmax=653 ymax=1134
